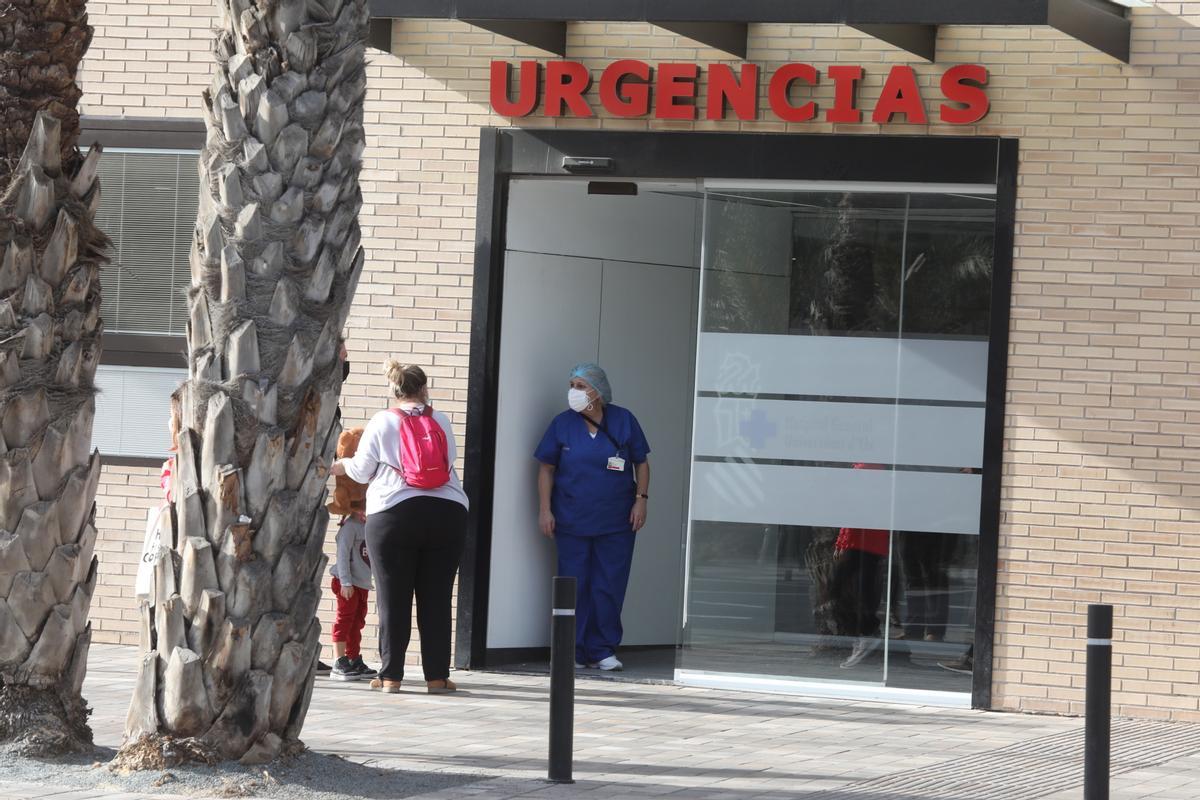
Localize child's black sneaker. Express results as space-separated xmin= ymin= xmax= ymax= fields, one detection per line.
xmin=349 ymin=656 xmax=378 ymax=679
xmin=331 ymin=656 xmax=360 ymax=681
xmin=315 ymin=660 xmax=332 ymax=676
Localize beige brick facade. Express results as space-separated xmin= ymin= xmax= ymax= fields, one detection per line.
xmin=78 ymin=2 xmax=1200 ymax=719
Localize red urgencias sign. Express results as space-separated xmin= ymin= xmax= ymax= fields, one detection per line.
xmin=490 ymin=60 xmax=989 ymax=125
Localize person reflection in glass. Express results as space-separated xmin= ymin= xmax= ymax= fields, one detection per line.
xmin=923 ymin=467 xmax=980 ymax=672
xmin=832 ymin=462 xmax=889 ymax=669
xmin=900 ymin=530 xmax=951 ymax=643
xmin=901 ymin=467 xmax=980 ymax=647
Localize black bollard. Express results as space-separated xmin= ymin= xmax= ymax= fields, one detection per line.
xmin=1084 ymin=604 xmax=1113 ymax=800
xmin=548 ymin=576 xmax=577 ymax=784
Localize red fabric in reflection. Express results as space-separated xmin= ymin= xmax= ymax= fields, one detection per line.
xmin=835 ymin=462 xmax=890 ymax=556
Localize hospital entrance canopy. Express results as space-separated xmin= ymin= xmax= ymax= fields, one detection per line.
xmin=366 ymin=0 xmax=1134 ymax=64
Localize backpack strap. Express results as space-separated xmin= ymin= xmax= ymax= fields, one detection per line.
xmin=392 ymin=404 xmax=433 ymax=417
xmin=383 ymin=407 xmax=406 ymax=475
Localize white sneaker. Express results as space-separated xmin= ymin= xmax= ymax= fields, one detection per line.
xmin=594 ymin=655 xmax=623 ymax=671
xmin=840 ymin=637 xmax=881 ymax=669
xmin=574 ymin=662 xmax=585 ymax=669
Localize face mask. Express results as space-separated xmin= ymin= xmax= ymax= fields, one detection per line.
xmin=568 ymin=388 xmax=591 ymax=413
xmin=342 ymin=360 xmax=351 ymax=381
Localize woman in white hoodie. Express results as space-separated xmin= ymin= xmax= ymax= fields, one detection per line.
xmin=331 ymin=361 xmax=468 ymax=694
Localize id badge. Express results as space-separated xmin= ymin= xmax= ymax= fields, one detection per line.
xmin=607 ymin=456 xmax=626 ymax=472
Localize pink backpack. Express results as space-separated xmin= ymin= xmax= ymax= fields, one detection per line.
xmin=390 ymin=406 xmax=451 ymax=489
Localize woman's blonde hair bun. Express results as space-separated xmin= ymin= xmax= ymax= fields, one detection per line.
xmin=383 ymin=359 xmax=428 ymax=399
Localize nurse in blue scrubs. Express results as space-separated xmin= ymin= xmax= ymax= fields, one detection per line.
xmin=535 ymin=363 xmax=650 ymax=671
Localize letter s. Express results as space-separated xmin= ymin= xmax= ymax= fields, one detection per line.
xmin=940 ymin=65 xmax=989 ymax=125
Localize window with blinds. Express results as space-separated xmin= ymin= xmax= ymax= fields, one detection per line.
xmin=92 ymin=149 xmax=200 ymax=336
xmin=92 ymin=365 xmax=188 ymax=458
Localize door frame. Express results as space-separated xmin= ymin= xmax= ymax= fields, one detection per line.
xmin=459 ymin=128 xmax=1018 ymax=711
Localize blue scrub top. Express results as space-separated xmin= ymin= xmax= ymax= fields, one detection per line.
xmin=534 ymin=404 xmax=650 ymax=537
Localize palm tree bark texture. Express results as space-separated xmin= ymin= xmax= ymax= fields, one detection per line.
xmin=118 ymin=0 xmax=369 ymax=766
xmin=0 ymin=0 xmax=107 ymax=756
xmin=0 ymin=0 xmax=89 ymax=188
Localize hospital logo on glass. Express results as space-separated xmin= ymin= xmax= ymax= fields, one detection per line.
xmin=740 ymin=409 xmax=778 ymax=451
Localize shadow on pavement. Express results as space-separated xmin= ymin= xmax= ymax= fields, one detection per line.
xmin=338 ymin=748 xmax=831 ymax=783
xmin=351 ymin=677 xmax=959 ymax=728
xmin=0 ymin=744 xmax=480 ymax=800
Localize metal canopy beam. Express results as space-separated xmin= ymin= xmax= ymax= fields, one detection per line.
xmin=652 ymin=21 xmax=748 ymax=59
xmin=849 ymin=24 xmax=938 ymax=62
xmin=367 ymin=17 xmax=393 ymax=52
xmin=367 ymin=0 xmax=1133 ymax=63
xmin=1047 ymin=0 xmax=1131 ymax=63
xmin=464 ymin=19 xmax=567 ymax=55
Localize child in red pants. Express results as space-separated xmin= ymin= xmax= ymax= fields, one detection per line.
xmin=326 ymin=427 xmax=377 ymax=681
xmin=330 ymin=515 xmax=375 ymax=680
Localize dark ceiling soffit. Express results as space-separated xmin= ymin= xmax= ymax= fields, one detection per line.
xmin=368 ymin=0 xmax=1133 ymax=63
xmin=368 ymin=17 xmax=393 ymax=51
xmin=849 ymin=23 xmax=938 ymax=62
xmin=463 ymin=19 xmax=567 ymax=55
xmin=652 ymin=21 xmax=748 ymax=59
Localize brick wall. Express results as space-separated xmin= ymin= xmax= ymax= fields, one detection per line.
xmin=78 ymin=2 xmax=1200 ymax=719
xmin=90 ymin=466 xmax=156 ymax=645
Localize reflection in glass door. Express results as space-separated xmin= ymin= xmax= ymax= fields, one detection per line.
xmin=678 ymin=181 xmax=997 ymax=697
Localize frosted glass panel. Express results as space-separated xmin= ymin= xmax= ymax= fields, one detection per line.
xmin=693 ymin=398 xmax=984 ymax=468
xmin=696 ymin=333 xmax=988 ymax=402
xmin=691 ymin=462 xmax=982 ymax=535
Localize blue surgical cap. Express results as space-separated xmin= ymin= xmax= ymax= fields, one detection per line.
xmin=569 ymin=362 xmax=612 ymax=405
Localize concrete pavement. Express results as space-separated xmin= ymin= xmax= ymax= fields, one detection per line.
xmin=2 ymin=644 xmax=1199 ymax=799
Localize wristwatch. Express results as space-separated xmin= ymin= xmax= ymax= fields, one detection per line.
xmin=637 ymin=493 xmax=648 ymax=500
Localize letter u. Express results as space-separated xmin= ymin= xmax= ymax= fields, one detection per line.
xmin=490 ymin=60 xmax=540 ymax=117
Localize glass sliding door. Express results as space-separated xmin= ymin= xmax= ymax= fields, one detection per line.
xmin=679 ymin=181 xmax=997 ymax=696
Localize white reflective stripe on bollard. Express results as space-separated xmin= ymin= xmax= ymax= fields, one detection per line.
xmin=552 ymin=609 xmax=575 ymax=616
xmin=1086 ymin=638 xmax=1112 ymax=646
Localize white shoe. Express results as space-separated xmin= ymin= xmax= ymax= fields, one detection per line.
xmin=840 ymin=637 xmax=881 ymax=669
xmin=574 ymin=662 xmax=585 ymax=669
xmin=594 ymin=655 xmax=623 ymax=671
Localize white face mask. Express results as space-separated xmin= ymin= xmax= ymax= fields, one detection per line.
xmin=568 ymin=388 xmax=591 ymax=413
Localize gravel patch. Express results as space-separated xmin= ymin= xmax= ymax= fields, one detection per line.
xmin=0 ymin=745 xmax=481 ymax=799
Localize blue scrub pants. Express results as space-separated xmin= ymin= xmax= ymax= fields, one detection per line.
xmin=556 ymin=530 xmax=637 ymax=664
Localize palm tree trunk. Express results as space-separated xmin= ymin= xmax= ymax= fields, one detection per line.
xmin=0 ymin=0 xmax=90 ymax=188
xmin=0 ymin=1 xmax=105 ymax=756
xmin=118 ymin=0 xmax=368 ymax=765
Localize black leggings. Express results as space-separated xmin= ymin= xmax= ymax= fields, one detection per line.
xmin=900 ymin=531 xmax=951 ymax=640
xmin=365 ymin=496 xmax=467 ymax=682
xmin=831 ymin=549 xmax=884 ymax=638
